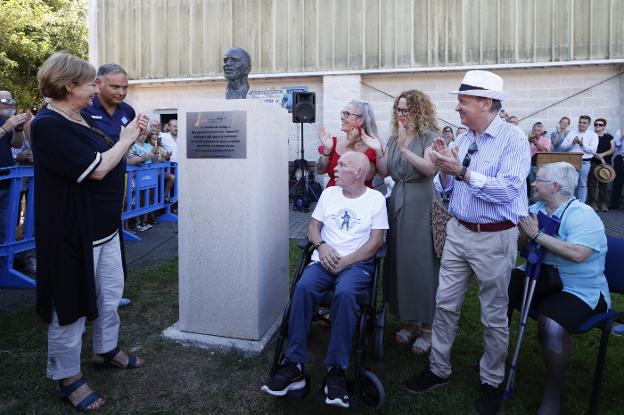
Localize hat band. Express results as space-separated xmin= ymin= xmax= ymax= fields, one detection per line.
xmin=459 ymin=83 xmax=487 ymax=91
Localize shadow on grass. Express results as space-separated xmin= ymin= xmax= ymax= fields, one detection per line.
xmin=0 ymin=241 xmax=623 ymax=414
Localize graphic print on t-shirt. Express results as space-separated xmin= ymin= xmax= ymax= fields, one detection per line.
xmin=330 ymin=208 xmax=362 ymax=231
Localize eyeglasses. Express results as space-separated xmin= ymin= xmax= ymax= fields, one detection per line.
xmin=393 ymin=107 xmax=410 ymax=116
xmin=0 ymin=98 xmax=17 ymax=106
xmin=340 ymin=110 xmax=361 ymax=119
xmin=462 ymin=142 xmax=478 ymax=168
xmin=594 ymin=123 xmax=605 ymax=127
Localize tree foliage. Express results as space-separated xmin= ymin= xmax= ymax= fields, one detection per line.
xmin=0 ymin=0 xmax=88 ymax=109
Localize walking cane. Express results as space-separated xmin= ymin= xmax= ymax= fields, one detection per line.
xmin=503 ymin=212 xmax=561 ymax=400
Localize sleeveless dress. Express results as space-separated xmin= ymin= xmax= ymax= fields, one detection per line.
xmin=383 ymin=132 xmax=438 ymax=323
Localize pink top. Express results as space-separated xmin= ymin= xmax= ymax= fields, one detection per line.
xmin=530 ymin=136 xmax=552 ymax=157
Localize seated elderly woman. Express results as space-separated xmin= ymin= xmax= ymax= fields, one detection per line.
xmin=513 ymin=161 xmax=610 ymax=415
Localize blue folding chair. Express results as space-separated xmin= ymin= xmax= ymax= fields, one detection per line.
xmin=570 ymin=235 xmax=624 ymax=414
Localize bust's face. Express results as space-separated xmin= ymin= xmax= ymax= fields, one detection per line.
xmin=223 ymin=49 xmax=250 ymax=80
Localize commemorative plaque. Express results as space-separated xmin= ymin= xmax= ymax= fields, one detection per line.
xmin=186 ymin=111 xmax=247 ymax=158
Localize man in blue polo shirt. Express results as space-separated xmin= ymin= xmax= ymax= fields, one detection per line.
xmin=82 ymin=64 xmax=137 ymax=307
xmin=1 ymin=90 xmax=30 ymax=272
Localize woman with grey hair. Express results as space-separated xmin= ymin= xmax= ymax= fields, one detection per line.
xmin=316 ymin=99 xmax=378 ymax=188
xmin=511 ymin=162 xmax=610 ymax=414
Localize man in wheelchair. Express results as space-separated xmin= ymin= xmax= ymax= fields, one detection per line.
xmin=261 ymin=151 xmax=388 ymax=408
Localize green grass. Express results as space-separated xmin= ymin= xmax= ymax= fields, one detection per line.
xmin=1 ymin=241 xmax=623 ymax=414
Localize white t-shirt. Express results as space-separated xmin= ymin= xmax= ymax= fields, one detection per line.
xmin=160 ymin=132 xmax=178 ymax=162
xmin=311 ymin=186 xmax=389 ymax=262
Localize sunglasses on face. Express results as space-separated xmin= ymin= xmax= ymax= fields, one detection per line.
xmin=0 ymin=98 xmax=17 ymax=105
xmin=462 ymin=142 xmax=479 ymax=168
xmin=594 ymin=123 xmax=605 ymax=127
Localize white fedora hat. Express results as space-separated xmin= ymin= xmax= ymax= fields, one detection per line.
xmin=450 ymin=70 xmax=509 ymax=101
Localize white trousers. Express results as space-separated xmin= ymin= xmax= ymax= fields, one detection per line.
xmin=46 ymin=234 xmax=124 ymax=380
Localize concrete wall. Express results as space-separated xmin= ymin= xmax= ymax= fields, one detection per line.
xmin=127 ymin=64 xmax=623 ymax=164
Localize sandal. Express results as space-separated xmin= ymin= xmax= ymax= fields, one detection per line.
xmin=92 ymin=346 xmax=142 ymax=370
xmin=395 ymin=324 xmax=419 ymax=346
xmin=58 ymin=377 xmax=104 ymax=412
xmin=411 ymin=329 xmax=432 ymax=355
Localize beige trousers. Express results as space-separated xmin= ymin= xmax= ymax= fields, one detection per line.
xmin=429 ymin=217 xmax=518 ymax=387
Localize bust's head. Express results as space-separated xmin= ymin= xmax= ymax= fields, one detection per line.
xmin=223 ymin=48 xmax=251 ymax=81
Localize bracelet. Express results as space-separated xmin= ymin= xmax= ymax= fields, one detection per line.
xmin=530 ymin=230 xmax=542 ymax=242
xmin=0 ymin=126 xmax=7 ymax=135
xmin=322 ymin=150 xmax=332 ymax=157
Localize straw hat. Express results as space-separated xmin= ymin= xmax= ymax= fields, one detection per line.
xmin=593 ymin=164 xmax=616 ymax=183
xmin=450 ymin=70 xmax=509 ymax=101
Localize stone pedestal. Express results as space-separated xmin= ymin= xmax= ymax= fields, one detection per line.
xmin=163 ymin=100 xmax=289 ymax=353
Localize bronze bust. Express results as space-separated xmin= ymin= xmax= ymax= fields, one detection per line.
xmin=223 ymin=47 xmax=251 ymax=99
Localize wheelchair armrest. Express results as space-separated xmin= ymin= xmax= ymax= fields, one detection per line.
xmin=376 ymin=242 xmax=387 ymax=259
xmin=298 ymin=236 xmax=312 ymax=250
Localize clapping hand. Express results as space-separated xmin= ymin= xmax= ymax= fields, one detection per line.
xmin=5 ymin=111 xmax=31 ymax=131
xmin=359 ymin=128 xmax=382 ymax=153
xmin=318 ymin=126 xmax=333 ymax=152
xmin=519 ymin=214 xmax=539 ymax=238
xmin=430 ymin=138 xmax=461 ymax=175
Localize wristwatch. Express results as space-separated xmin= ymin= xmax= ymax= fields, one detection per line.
xmin=315 ymin=240 xmax=326 ymax=249
xmin=455 ymin=166 xmax=468 ymax=182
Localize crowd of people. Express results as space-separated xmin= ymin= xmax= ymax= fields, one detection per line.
xmin=1 ymin=48 xmax=620 ymax=413
xmin=263 ymin=70 xmax=617 ymax=415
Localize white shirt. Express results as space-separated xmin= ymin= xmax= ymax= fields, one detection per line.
xmin=160 ymin=132 xmax=178 ymax=162
xmin=560 ymin=128 xmax=598 ymax=160
xmin=311 ymin=186 xmax=388 ymax=262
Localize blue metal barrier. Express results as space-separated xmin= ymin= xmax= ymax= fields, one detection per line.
xmin=0 ymin=162 xmax=178 ymax=288
xmin=0 ymin=166 xmax=35 ymax=288
xmin=122 ymin=162 xmax=178 ymax=242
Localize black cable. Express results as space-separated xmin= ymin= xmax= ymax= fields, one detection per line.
xmin=519 ymin=70 xmax=624 ymax=121
xmin=360 ymin=81 xmax=460 ymax=128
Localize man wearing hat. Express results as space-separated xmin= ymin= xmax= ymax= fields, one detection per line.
xmin=405 ymin=70 xmax=530 ymax=415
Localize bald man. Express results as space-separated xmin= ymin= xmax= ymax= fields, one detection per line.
xmin=262 ymin=151 xmax=388 ymax=409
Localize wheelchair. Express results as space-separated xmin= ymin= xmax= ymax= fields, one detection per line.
xmin=268 ymin=237 xmax=387 ymax=410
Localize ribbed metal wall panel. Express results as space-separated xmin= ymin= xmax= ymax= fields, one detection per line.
xmin=92 ymin=0 xmax=624 ymax=79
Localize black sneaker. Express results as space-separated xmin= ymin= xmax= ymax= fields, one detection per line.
xmin=260 ymin=362 xmax=306 ymax=397
xmin=475 ymin=383 xmax=501 ymax=415
xmin=324 ymin=366 xmax=349 ymax=408
xmin=405 ymin=368 xmax=450 ymax=393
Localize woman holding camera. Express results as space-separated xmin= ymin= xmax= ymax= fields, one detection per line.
xmin=32 ymin=52 xmax=146 ymax=411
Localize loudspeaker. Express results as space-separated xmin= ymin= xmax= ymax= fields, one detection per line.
xmin=292 ymin=91 xmax=316 ymax=123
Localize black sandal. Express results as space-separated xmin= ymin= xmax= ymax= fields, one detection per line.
xmin=92 ymin=346 xmax=141 ymax=370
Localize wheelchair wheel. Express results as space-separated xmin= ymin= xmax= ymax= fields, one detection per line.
xmin=374 ymin=305 xmax=386 ymax=361
xmin=359 ymin=369 xmax=385 ymax=410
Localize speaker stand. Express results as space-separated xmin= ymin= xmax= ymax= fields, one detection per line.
xmin=289 ymin=123 xmax=320 ymax=212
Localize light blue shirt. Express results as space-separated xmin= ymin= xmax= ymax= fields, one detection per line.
xmin=530 ymin=198 xmax=611 ymax=309
xmin=444 ymin=115 xmax=530 ymax=224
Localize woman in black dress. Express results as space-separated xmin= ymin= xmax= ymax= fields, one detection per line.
xmin=32 ymin=52 xmax=147 ymax=411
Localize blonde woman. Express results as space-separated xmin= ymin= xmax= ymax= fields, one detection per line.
xmin=362 ymin=90 xmax=439 ymax=354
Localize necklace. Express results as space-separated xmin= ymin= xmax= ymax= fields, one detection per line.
xmin=49 ymin=102 xmax=84 ymax=123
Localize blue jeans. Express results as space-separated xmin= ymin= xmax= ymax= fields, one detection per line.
xmin=285 ymin=260 xmax=373 ymax=369
xmin=0 ymin=188 xmax=8 ymax=270
xmin=575 ymin=160 xmax=591 ymax=203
